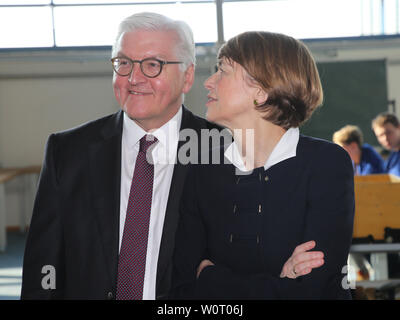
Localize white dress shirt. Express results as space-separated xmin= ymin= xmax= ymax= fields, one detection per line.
xmin=119 ymin=107 xmax=182 ymax=300
xmin=224 ymin=127 xmax=300 ymax=172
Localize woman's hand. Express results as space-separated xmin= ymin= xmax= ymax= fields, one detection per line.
xmin=197 ymin=241 xmax=323 ymax=280
xmin=197 ymin=259 xmax=215 ymax=279
xmin=280 ymin=240 xmax=324 ymax=279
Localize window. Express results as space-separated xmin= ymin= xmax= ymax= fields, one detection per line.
xmin=1 ymin=0 xmax=400 ymax=49
xmin=53 ymin=2 xmax=217 ymax=46
xmin=0 ymin=0 xmax=50 ymax=4
xmin=0 ymin=6 xmax=53 ymax=48
xmin=52 ymin=0 xmax=211 ymax=3
xmin=382 ymin=0 xmax=399 ymax=34
xmin=223 ymin=0 xmax=393 ymax=40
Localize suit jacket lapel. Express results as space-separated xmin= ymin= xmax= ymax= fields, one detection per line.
xmin=156 ymin=106 xmax=206 ymax=297
xmin=90 ymin=107 xmax=210 ymax=297
xmin=89 ymin=110 xmax=123 ymax=286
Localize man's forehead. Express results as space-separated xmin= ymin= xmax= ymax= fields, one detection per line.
xmin=119 ymin=29 xmax=179 ymax=45
xmin=374 ymin=123 xmax=397 ymax=133
xmin=116 ymin=29 xmax=178 ymax=57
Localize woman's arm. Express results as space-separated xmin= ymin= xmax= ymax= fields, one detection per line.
xmin=172 ymin=142 xmax=354 ymax=299
xmin=197 ymin=240 xmax=324 ymax=279
xmin=291 ymin=142 xmax=355 ymax=299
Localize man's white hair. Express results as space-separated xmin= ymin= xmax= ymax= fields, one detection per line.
xmin=111 ymin=12 xmax=196 ymax=70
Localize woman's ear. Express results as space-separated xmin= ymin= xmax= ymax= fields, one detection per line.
xmin=254 ymin=87 xmax=268 ymax=106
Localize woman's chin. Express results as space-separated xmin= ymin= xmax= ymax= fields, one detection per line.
xmin=205 ymin=110 xmax=218 ymax=124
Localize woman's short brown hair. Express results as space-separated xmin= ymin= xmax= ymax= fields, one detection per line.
xmin=218 ymin=31 xmax=323 ymax=129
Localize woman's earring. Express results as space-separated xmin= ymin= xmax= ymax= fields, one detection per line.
xmin=253 ymin=99 xmax=258 ymax=106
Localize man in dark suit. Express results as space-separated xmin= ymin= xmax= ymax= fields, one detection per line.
xmin=20 ymin=12 xmax=217 ymax=300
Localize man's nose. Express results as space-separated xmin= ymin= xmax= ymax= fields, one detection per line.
xmin=381 ymin=136 xmax=390 ymax=146
xmin=128 ymin=63 xmax=146 ymax=84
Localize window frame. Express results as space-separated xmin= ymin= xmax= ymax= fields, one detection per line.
xmin=1 ymin=0 xmax=400 ymax=50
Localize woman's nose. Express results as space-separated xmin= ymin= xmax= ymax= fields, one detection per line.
xmin=204 ymin=72 xmax=216 ymax=90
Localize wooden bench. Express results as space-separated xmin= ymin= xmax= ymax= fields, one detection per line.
xmin=351 ymin=174 xmax=400 ymax=282
xmin=0 ymin=166 xmax=41 ymax=252
xmin=353 ymin=174 xmax=400 ymax=240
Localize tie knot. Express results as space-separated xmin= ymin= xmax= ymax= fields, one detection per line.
xmin=139 ymin=135 xmax=158 ymax=152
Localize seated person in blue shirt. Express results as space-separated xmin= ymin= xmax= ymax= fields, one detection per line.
xmin=372 ymin=112 xmax=400 ymax=177
xmin=172 ymin=31 xmax=355 ymax=299
xmin=333 ymin=125 xmax=384 ymax=175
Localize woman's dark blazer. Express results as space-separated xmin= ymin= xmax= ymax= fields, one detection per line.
xmin=172 ymin=135 xmax=355 ymax=299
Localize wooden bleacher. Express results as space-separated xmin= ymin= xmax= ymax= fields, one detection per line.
xmin=353 ymin=174 xmax=400 ymax=240
xmin=352 ymin=174 xmax=400 ymax=297
xmin=0 ymin=165 xmax=41 ymax=179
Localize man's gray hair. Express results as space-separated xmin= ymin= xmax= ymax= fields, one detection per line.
xmin=112 ymin=12 xmax=196 ymax=70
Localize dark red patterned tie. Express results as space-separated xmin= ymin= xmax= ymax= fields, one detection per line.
xmin=116 ymin=134 xmax=158 ymax=300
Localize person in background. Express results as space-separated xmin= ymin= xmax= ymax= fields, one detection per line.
xmin=172 ymin=31 xmax=354 ymax=299
xmin=332 ymin=125 xmax=384 ymax=175
xmin=372 ymin=112 xmax=400 ymax=177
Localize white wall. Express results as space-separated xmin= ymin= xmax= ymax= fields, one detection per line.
xmin=2 ymin=38 xmax=400 ymax=227
xmin=0 ymin=51 xmax=120 ymax=167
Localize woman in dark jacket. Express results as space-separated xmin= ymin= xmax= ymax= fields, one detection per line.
xmin=172 ymin=31 xmax=354 ymax=299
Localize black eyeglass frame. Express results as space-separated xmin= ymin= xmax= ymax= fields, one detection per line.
xmin=111 ymin=57 xmax=183 ymax=78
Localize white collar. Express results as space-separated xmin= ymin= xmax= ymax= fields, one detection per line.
xmin=122 ymin=107 xmax=182 ymax=159
xmin=224 ymin=127 xmax=300 ymax=172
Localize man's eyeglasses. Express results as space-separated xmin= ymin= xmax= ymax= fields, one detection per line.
xmin=111 ymin=57 xmax=183 ymax=78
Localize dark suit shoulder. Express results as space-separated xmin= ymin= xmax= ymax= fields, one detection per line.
xmin=298 ymin=134 xmax=350 ymax=161
xmin=54 ymin=111 xmax=121 ymax=144
xmin=298 ymin=134 xmax=353 ymax=182
xmin=194 ymin=114 xmax=222 ymax=131
xmin=44 ymin=111 xmax=122 ymax=175
xmin=299 ymin=134 xmax=339 ymax=150
xmin=181 ymin=105 xmax=223 ymax=131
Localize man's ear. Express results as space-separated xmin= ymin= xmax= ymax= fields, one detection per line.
xmin=182 ymin=64 xmax=195 ymax=94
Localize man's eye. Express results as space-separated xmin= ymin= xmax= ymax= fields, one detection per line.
xmin=145 ymin=60 xmax=160 ymax=68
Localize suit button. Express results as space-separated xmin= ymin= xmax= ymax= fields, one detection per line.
xmin=107 ymin=291 xmax=114 ymax=300
xmin=264 ymin=175 xmax=269 ymax=182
